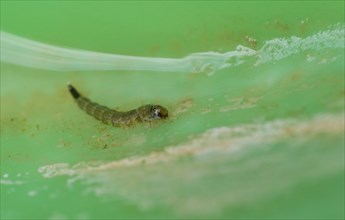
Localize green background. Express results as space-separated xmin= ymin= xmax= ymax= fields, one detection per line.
xmin=1 ymin=1 xmax=344 ymax=219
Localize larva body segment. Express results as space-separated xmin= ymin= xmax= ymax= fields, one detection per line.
xmin=67 ymin=85 xmax=168 ymax=127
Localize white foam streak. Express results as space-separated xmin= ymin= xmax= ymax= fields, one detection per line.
xmin=256 ymin=24 xmax=345 ymax=64
xmin=0 ymin=31 xmax=255 ymax=74
xmin=0 ymin=179 xmax=24 ymax=185
xmin=1 ymin=24 xmax=344 ymax=74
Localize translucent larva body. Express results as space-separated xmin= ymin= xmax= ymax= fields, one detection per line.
xmin=68 ymin=85 xmax=168 ymax=127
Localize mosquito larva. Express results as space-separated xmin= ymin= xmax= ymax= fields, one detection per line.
xmin=68 ymin=84 xmax=168 ymax=127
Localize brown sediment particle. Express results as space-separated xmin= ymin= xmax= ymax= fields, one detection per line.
xmin=173 ymin=98 xmax=193 ymax=115
xmin=265 ymin=20 xmax=290 ymax=32
xmin=245 ymin=36 xmax=258 ymax=49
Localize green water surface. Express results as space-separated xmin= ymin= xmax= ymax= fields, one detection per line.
xmin=1 ymin=1 xmax=344 ymax=219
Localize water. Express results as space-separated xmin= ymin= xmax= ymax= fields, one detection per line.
xmin=1 ymin=1 xmax=344 ymax=219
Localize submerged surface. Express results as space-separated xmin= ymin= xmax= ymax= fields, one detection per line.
xmin=1 ymin=1 xmax=344 ymax=219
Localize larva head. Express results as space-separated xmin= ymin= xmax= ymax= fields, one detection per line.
xmin=149 ymin=105 xmax=169 ymax=120
xmin=138 ymin=104 xmax=169 ymax=121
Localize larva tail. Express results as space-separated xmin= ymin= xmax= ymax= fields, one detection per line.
xmin=68 ymin=84 xmax=81 ymax=99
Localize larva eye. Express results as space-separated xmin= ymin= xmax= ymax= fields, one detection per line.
xmin=151 ymin=107 xmax=161 ymax=118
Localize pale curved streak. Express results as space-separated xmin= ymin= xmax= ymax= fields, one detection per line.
xmin=1 ymin=24 xmax=343 ymax=74
xmin=0 ymin=31 xmax=255 ymax=74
